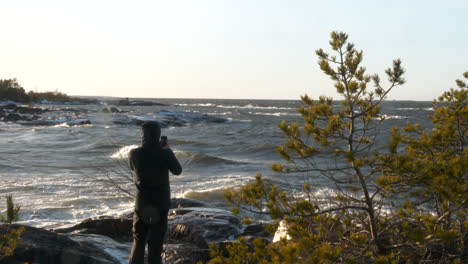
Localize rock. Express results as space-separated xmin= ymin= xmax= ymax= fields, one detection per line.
xmin=0 ymin=103 xmax=48 ymax=114
xmin=67 ymin=233 xmax=132 ymax=264
xmin=168 ymin=207 xmax=241 ymax=242
xmin=170 ymin=198 xmax=207 ymax=209
xmin=211 ymin=236 xmax=270 ymax=258
xmin=2 ymin=113 xmax=23 ymax=122
xmin=18 ymin=118 xmax=92 ymax=127
xmin=0 ymin=224 xmax=119 ymax=264
xmin=163 ymin=243 xmax=210 ymax=264
xmin=54 ymin=216 xmax=133 ymax=242
xmin=166 ymin=223 xmax=208 ymax=249
xmin=2 ymin=103 xmax=18 ymax=110
xmin=237 ymin=223 xmax=272 ymax=238
xmin=56 ymin=206 xmax=241 ymax=244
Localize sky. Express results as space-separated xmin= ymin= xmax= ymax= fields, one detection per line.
xmin=1 ymin=0 xmax=467 ymax=100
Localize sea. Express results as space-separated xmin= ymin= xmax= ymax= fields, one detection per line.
xmin=0 ymin=98 xmax=434 ymax=229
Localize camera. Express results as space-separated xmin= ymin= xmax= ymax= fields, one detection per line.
xmin=160 ymin=136 xmax=168 ymax=147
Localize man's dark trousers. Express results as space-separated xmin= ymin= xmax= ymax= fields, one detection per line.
xmin=128 ymin=209 xmax=168 ymax=264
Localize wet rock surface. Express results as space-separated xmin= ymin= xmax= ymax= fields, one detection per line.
xmin=0 ymin=104 xmax=46 ymax=122
xmin=54 ymin=216 xmax=133 ymax=242
xmin=26 ymin=198 xmax=272 ymax=263
xmin=0 ymin=224 xmax=119 ymax=264
xmin=0 ymin=103 xmax=91 ymax=126
xmin=163 ymin=243 xmax=210 ymax=264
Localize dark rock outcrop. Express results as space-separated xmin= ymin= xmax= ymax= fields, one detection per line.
xmin=0 ymin=224 xmax=119 ymax=264
xmin=1 ymin=103 xmax=47 ymax=114
xmin=54 ymin=198 xmax=209 ymax=241
xmin=170 ymin=198 xmax=207 ymax=209
xmin=163 ymin=243 xmax=210 ymax=264
xmin=0 ymin=104 xmax=46 ymax=122
xmin=0 ymin=103 xmax=90 ymax=126
xmin=54 ymin=216 xmax=133 ymax=242
xmin=51 ymin=199 xmax=252 ymax=264
xmin=168 ymin=207 xmax=241 ymax=242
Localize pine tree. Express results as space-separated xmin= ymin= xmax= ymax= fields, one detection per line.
xmin=0 ymin=195 xmax=23 ymax=261
xmin=215 ymin=31 xmax=405 ymax=263
xmin=378 ymin=72 xmax=467 ymax=263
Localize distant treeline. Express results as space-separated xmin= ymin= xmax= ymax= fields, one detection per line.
xmin=0 ymin=78 xmax=70 ymax=102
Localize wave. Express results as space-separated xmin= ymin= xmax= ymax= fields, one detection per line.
xmin=378 ymin=114 xmax=408 ymax=120
xmin=176 ymin=103 xmax=216 ymax=107
xmin=176 ymin=103 xmax=294 ymax=110
xmin=217 ymin=104 xmax=294 ymax=110
xmin=248 ymin=112 xmax=299 ymax=117
xmin=181 ymin=188 xmax=230 ymax=202
xmin=175 ymin=150 xmax=247 ymax=167
xmin=0 ymin=161 xmax=27 ymax=169
xmin=248 ymin=144 xmax=277 ymax=153
xmin=110 ymin=145 xmax=139 ymax=159
xmin=204 ymin=111 xmax=233 ymax=116
xmin=397 ymin=107 xmax=434 ymax=111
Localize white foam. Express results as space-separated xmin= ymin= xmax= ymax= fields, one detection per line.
xmin=111 ymin=145 xmax=139 ymax=159
xmin=176 ymin=103 xmax=215 ymax=107
xmin=248 ymin=112 xmax=299 ymax=116
xmin=216 ymin=104 xmax=294 ymax=110
xmin=377 ymin=114 xmax=408 ymax=120
xmin=397 ymin=107 xmax=434 ymax=111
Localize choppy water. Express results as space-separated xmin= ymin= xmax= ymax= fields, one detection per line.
xmin=0 ymin=99 xmax=434 ymax=228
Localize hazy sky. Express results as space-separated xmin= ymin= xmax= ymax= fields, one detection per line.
xmin=1 ymin=0 xmax=467 ymax=100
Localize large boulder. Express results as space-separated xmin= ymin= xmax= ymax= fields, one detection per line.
xmin=55 ymin=198 xmax=209 ymax=242
xmin=54 ymin=216 xmax=133 ymax=242
xmin=163 ymin=243 xmax=210 ymax=264
xmin=168 ymin=207 xmax=242 ymax=242
xmin=0 ymin=224 xmax=119 ymax=264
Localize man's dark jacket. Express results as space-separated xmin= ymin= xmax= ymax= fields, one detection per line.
xmin=129 ymin=122 xmax=182 ymax=213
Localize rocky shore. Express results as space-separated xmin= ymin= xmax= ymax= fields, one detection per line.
xmin=0 ymin=103 xmax=91 ymax=126
xmin=0 ymin=198 xmax=272 ymax=264
xmin=0 ymin=101 xmax=228 ymax=128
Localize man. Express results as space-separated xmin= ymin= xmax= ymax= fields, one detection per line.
xmin=128 ymin=121 xmax=182 ymax=264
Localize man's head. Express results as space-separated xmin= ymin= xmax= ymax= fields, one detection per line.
xmin=141 ymin=121 xmax=161 ymax=145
